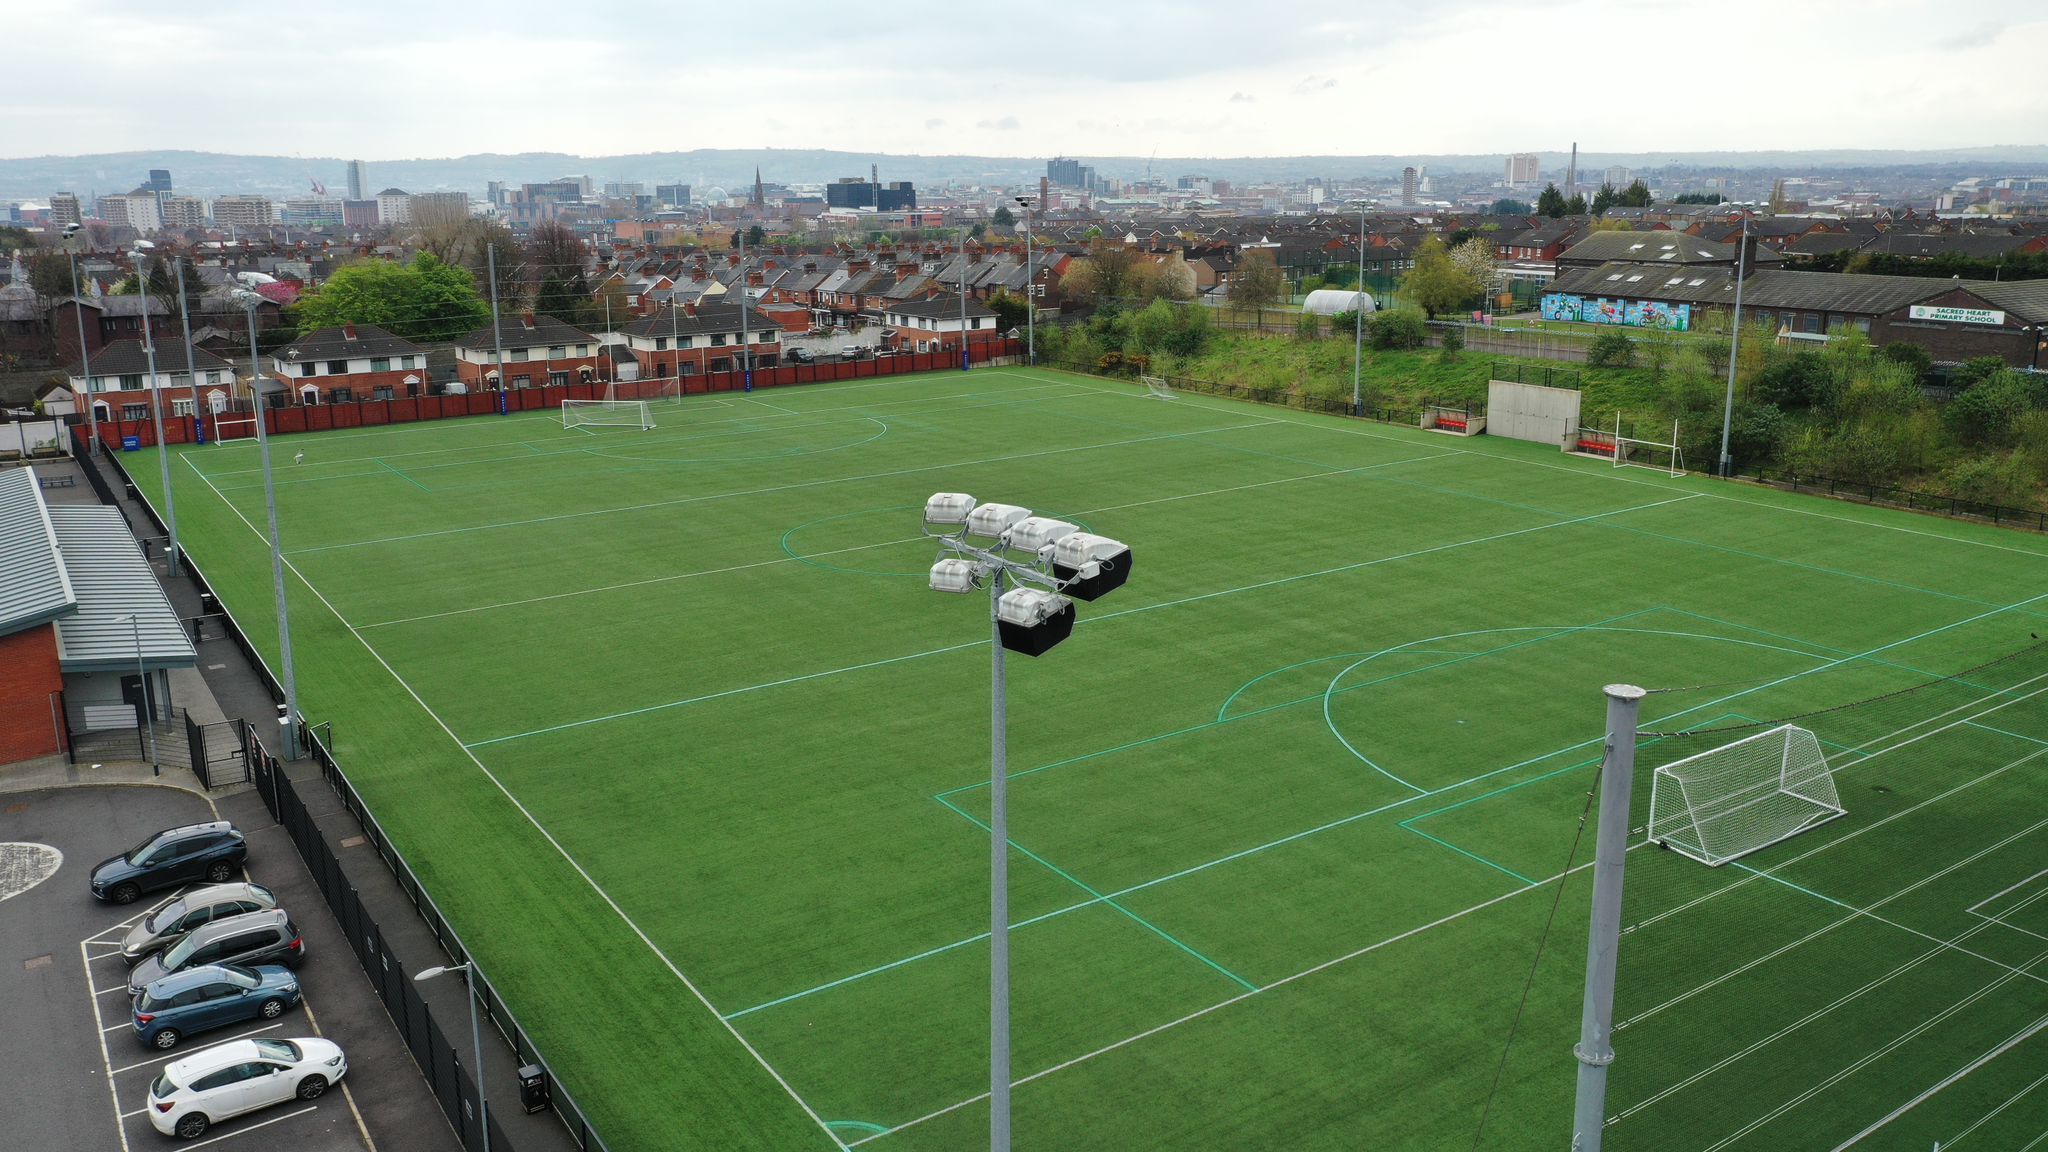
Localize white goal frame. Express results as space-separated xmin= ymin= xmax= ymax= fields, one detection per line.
xmin=562 ymin=399 xmax=654 ymax=431
xmin=604 ymin=379 xmax=682 ymax=406
xmin=1647 ymin=723 xmax=1846 ymax=867
xmin=1613 ymin=412 xmax=1686 ymax=477
xmin=1141 ymin=375 xmax=1175 ymax=401
xmin=212 ymin=416 xmax=260 ymax=444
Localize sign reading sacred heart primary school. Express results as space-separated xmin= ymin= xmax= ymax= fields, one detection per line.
xmin=1908 ymin=304 xmax=2007 ymax=326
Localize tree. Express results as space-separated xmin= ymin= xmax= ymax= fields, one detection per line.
xmin=0 ymin=225 xmax=34 ymax=251
xmin=1448 ymin=237 xmax=1496 ymax=293
xmin=969 ymin=222 xmax=986 ymax=240
xmin=992 ymin=205 xmax=1015 ymax=229
xmin=1587 ymin=330 xmax=1636 ymax=367
xmin=1232 ymin=249 xmax=1284 ymax=309
xmin=1564 ymin=193 xmax=1587 ymax=216
xmin=523 ymin=220 xmax=585 ymax=286
xmin=447 ymin=219 xmax=524 ymax=307
xmin=1296 ymin=310 xmax=1323 ymax=341
xmin=1767 ymin=179 xmax=1788 ymax=215
xmin=1536 ymin=183 xmax=1567 ymax=218
xmin=986 ymin=289 xmax=1030 ymax=333
xmin=1366 ymin=309 xmax=1427 ymax=350
xmin=290 ymin=253 xmax=492 ymax=342
xmin=1491 ymin=198 xmax=1533 ymax=216
xmin=1619 ymin=179 xmax=1654 ymax=208
xmin=1675 ymin=192 xmax=1724 ymax=205
xmin=1403 ymin=237 xmax=1483 ymax=318
xmin=1590 ymin=183 xmax=1620 ymax=215
xmin=28 ymin=251 xmax=77 ymax=300
xmin=747 ymin=224 xmax=766 ymax=247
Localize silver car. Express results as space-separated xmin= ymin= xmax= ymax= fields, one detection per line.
xmin=120 ymin=883 xmax=278 ymax=965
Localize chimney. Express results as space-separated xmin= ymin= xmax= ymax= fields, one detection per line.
xmin=896 ymin=261 xmax=917 ymax=282
xmin=342 ymin=324 xmax=357 ymax=341
xmin=1738 ymin=233 xmax=1760 ymax=279
xmin=521 ymin=311 xmax=536 ymax=330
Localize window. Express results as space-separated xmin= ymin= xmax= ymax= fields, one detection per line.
xmin=550 ymin=371 xmax=570 ymax=387
xmin=370 ymin=357 xmax=390 ymax=372
xmin=549 ymin=345 xmax=566 ymax=358
xmin=512 ymin=374 xmax=531 ymax=389
xmin=710 ymin=357 xmax=731 ymax=373
xmin=574 ymin=344 xmax=589 ymax=356
xmin=510 ymin=348 xmax=529 ymax=362
xmin=711 ymin=334 xmax=727 ymax=345
xmin=205 ymin=371 xmax=222 ymax=385
xmin=1606 ymin=274 xmax=1623 ymax=282
xmin=400 ymin=355 xmax=417 ymax=369
xmin=678 ymin=335 xmax=693 ymax=348
xmin=761 ymin=330 xmax=775 ymax=342
xmin=1625 ymin=274 xmax=1643 ymax=282
xmin=679 ymin=363 xmax=696 ymax=376
xmin=654 ymin=336 xmax=668 ymax=351
xmin=172 ymin=398 xmax=195 ymax=417
xmin=297 ymin=363 xmax=315 ymax=377
xmin=324 ymin=360 xmax=346 ymax=375
xmin=122 ymin=403 xmax=148 ymax=421
xmin=372 ymin=385 xmax=395 ymax=400
xmin=330 ymin=387 xmax=354 ymax=402
xmin=192 ymin=1068 xmax=241 ymax=1093
xmin=1801 ymin=313 xmax=1822 ymax=334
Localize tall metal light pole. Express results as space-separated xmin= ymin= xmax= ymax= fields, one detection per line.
xmin=486 ymin=242 xmax=507 ymax=413
xmin=1571 ymin=683 xmax=1643 ymax=1152
xmin=234 ymin=291 xmax=302 ymax=760
xmin=921 ymin=496 xmax=1133 ymax=1152
xmin=1352 ymin=208 xmax=1366 ymax=417
xmin=417 ymin=963 xmax=489 ymax=1152
xmin=1014 ymin=197 xmax=1036 ymax=366
xmin=1717 ymin=215 xmax=1750 ymax=478
xmin=739 ymin=227 xmax=753 ymax=392
xmin=133 ymin=246 xmax=182 ymax=576
xmin=173 ymin=257 xmax=206 ymax=444
xmin=119 ymin=613 xmax=160 ymax=774
xmin=959 ymin=225 xmax=972 ymax=372
xmin=63 ymin=226 xmax=103 ymax=455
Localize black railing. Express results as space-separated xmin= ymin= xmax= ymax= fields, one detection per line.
xmin=1728 ymin=465 xmax=2048 ymax=533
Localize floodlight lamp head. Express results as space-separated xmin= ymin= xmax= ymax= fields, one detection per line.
xmin=922 ymin=492 xmax=977 ymax=533
xmin=62 ymin=222 xmax=82 ymax=239
xmin=1001 ymin=516 xmax=1079 ymax=558
xmin=995 ymin=587 xmax=1076 ymax=656
xmin=964 ymin=502 xmax=1031 ymax=541
xmin=1052 ymin=533 xmax=1132 ymax=601
xmin=928 ymin=558 xmax=978 ymax=594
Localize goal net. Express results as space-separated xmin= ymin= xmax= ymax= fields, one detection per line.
xmin=1141 ymin=375 xmax=1175 ymax=401
xmin=1648 ymin=723 xmax=1845 ymax=866
xmin=563 ymin=399 xmax=654 ymax=431
xmin=604 ymin=380 xmax=681 ymax=406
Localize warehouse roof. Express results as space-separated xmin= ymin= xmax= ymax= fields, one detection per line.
xmin=46 ymin=505 xmax=196 ymax=673
xmin=0 ymin=468 xmax=76 ymax=638
xmin=1548 ymin=263 xmax=2048 ymax=323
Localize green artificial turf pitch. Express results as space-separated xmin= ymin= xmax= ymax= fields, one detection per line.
xmin=135 ymin=368 xmax=2048 ymax=1150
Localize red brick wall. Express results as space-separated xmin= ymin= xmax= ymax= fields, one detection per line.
xmin=269 ymin=368 xmax=429 ymax=403
xmin=0 ymin=625 xmax=64 ymax=763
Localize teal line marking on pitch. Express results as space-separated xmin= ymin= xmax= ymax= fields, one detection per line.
xmin=376 ymin=457 xmax=431 ymax=492
xmin=1657 ymin=607 xmax=2012 ymax=697
xmin=933 ymin=795 xmax=1258 ymax=993
xmin=825 ymin=1121 xmax=890 ymax=1135
xmin=1399 ymin=825 xmax=1536 ymax=885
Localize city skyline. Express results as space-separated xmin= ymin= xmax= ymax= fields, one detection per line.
xmin=8 ymin=1 xmax=2045 ymax=160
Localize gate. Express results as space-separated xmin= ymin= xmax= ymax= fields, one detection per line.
xmin=186 ymin=714 xmax=252 ymax=789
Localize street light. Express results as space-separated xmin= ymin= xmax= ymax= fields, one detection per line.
xmin=1013 ymin=198 xmax=1036 ymax=366
xmin=920 ymin=494 xmax=1133 ymax=1152
xmin=232 ymin=289 xmax=302 ymax=759
xmin=132 ymin=246 xmax=183 ymax=576
xmin=116 ymin=613 xmax=159 ymax=775
xmin=1352 ymin=207 xmax=1366 ymax=417
xmin=1717 ymin=214 xmax=1751 ymax=478
xmin=62 ymin=223 xmax=103 ymax=456
xmin=416 ymin=962 xmax=489 ymax=1152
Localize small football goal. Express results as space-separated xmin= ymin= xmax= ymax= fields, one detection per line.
xmin=1647 ymin=723 xmax=1846 ymax=866
xmin=604 ymin=380 xmax=681 ymax=406
xmin=562 ymin=399 xmax=654 ymax=431
xmin=1141 ymin=375 xmax=1175 ymax=401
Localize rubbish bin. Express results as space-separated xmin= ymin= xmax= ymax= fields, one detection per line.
xmin=516 ymin=1064 xmax=550 ymax=1114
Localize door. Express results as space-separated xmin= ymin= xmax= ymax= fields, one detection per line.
xmin=120 ymin=674 xmax=154 ymax=725
xmin=194 ymin=981 xmax=240 ymax=1029
xmin=164 ymin=835 xmax=216 ymax=883
xmin=241 ymin=1061 xmax=295 ymax=1111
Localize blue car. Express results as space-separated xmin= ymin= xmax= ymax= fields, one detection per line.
xmin=132 ymin=964 xmax=301 ymax=1051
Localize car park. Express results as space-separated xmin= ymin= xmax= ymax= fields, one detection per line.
xmin=146 ymin=1035 xmax=347 ymax=1139
xmin=90 ymin=821 xmax=248 ymax=904
xmin=133 ymin=963 xmax=302 ymax=1050
xmin=129 ymin=909 xmax=304 ymax=995
xmin=120 ymin=882 xmax=279 ymax=964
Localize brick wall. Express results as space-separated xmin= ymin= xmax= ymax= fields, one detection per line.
xmin=0 ymin=624 xmax=65 ymax=763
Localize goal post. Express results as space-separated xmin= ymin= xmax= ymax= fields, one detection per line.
xmin=562 ymin=399 xmax=654 ymax=431
xmin=603 ymin=379 xmax=681 ymax=406
xmin=1140 ymin=375 xmax=1175 ymax=401
xmin=1613 ymin=414 xmax=1686 ymax=477
xmin=1647 ymin=723 xmax=1845 ymax=866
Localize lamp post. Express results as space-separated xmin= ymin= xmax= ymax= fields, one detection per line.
xmin=174 ymin=257 xmax=206 ymax=444
xmin=920 ymin=495 xmax=1134 ymax=1152
xmin=486 ymin=242 xmax=507 ymax=414
xmin=117 ymin=613 xmax=159 ymax=774
xmin=132 ymin=245 xmax=182 ymax=576
xmin=233 ymin=290 xmax=302 ymax=760
xmin=1717 ymin=214 xmax=1750 ymax=478
xmin=1013 ymin=197 xmax=1036 ymax=366
xmin=62 ymin=224 xmax=102 ymax=455
xmin=416 ymin=963 xmax=489 ymax=1152
xmin=1352 ymin=207 xmax=1366 ymax=417
xmin=958 ymin=225 xmax=971 ymax=372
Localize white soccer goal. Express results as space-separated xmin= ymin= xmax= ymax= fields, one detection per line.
xmin=1141 ymin=375 xmax=1175 ymax=401
xmin=1614 ymin=413 xmax=1686 ymax=477
xmin=562 ymin=399 xmax=654 ymax=431
xmin=1647 ymin=723 xmax=1846 ymax=866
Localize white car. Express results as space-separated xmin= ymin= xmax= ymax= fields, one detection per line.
xmin=147 ymin=1036 xmax=347 ymax=1139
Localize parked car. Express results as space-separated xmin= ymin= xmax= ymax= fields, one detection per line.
xmin=120 ymin=883 xmax=278 ymax=965
xmin=129 ymin=910 xmax=304 ymax=996
xmin=785 ymin=347 xmax=816 ymax=364
xmin=147 ymin=1036 xmax=346 ymax=1139
xmin=133 ymin=964 xmax=301 ymax=1050
xmin=90 ymin=822 xmax=247 ymax=905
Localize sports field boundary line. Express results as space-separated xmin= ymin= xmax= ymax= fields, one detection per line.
xmin=1831 ymin=1019 xmax=2047 ymax=1151
xmin=284 ymin=417 xmax=1282 ymax=555
xmin=462 ymin=492 xmax=1702 ymax=748
xmin=176 ymin=454 xmax=852 ymax=1152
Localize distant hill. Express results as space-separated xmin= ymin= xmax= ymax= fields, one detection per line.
xmin=4 ymin=146 xmax=2047 ymax=200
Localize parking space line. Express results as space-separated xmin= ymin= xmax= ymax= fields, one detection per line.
xmin=301 ymin=991 xmax=378 ymax=1151
xmin=178 ymin=1106 xmax=318 ymax=1149
xmin=108 ymin=1024 xmax=285 ymax=1075
xmin=105 ymin=1019 xmax=137 ymax=1033
xmin=78 ymin=940 xmax=133 ymax=1152
xmin=98 ymin=983 xmax=133 ymax=997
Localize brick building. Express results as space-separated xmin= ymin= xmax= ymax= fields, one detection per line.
xmin=62 ymin=338 xmax=238 ymax=427
xmin=454 ymin=313 xmax=602 ymax=390
xmin=878 ymin=295 xmax=1002 ymax=356
xmin=621 ymin=302 xmax=782 ymax=378
xmin=272 ymin=324 xmax=430 ymax=403
xmin=50 ymin=296 xmax=182 ymax=364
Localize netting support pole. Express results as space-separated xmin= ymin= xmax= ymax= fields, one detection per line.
xmin=1572 ymin=683 xmax=1644 ymax=1151
xmin=987 ymin=567 xmax=1011 ymax=1152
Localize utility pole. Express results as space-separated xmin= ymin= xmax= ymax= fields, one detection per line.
xmin=1717 ymin=215 xmax=1750 ymax=478
xmin=739 ymin=227 xmax=752 ymax=392
xmin=487 ymin=242 xmax=507 ymax=415
xmin=1352 ymin=208 xmax=1366 ymax=417
xmin=960 ymin=225 xmax=971 ymax=372
xmin=1571 ymin=683 xmax=1644 ymax=1152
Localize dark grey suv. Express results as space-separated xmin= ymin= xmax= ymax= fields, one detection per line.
xmin=90 ymin=822 xmax=248 ymax=905
xmin=128 ymin=910 xmax=304 ymax=996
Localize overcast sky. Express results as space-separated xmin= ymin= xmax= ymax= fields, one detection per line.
xmin=6 ymin=0 xmax=2045 ymax=160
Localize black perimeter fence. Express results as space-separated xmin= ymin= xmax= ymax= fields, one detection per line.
xmin=79 ymin=429 xmax=609 ymax=1152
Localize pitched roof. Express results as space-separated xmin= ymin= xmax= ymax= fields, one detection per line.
xmin=1547 ymin=262 xmax=2048 ymax=322
xmin=47 ymin=504 xmax=197 ymax=672
xmin=0 ymin=468 xmax=75 ymax=638
xmin=455 ymin=314 xmax=597 ymax=351
xmin=68 ymin=338 xmax=234 ymax=380
xmin=884 ymin=294 xmax=998 ymax=320
xmin=281 ymin=324 xmax=423 ymax=361
xmin=620 ymin=301 xmax=782 ymax=339
xmin=1559 ymin=231 xmax=1752 ymax=265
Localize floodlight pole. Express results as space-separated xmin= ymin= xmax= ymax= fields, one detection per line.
xmin=986 ymin=563 xmax=1011 ymax=1152
xmin=67 ymin=245 xmax=102 ymax=456
xmin=1016 ymin=198 xmax=1036 ymax=365
xmin=1352 ymin=207 xmax=1366 ymax=417
xmin=1572 ymin=682 xmax=1644 ymax=1152
xmin=739 ymin=227 xmax=753 ymax=392
xmin=1717 ymin=215 xmax=1749 ymax=478
xmin=239 ymin=295 xmax=301 ymax=760
xmin=174 ymin=258 xmax=206 ymax=444
xmin=134 ymin=251 xmax=182 ymax=576
xmin=487 ymin=243 xmax=507 ymax=414
xmin=960 ymin=225 xmax=972 ymax=372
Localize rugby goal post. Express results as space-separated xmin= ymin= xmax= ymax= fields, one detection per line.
xmin=1613 ymin=413 xmax=1686 ymax=477
xmin=211 ymin=415 xmax=260 ymax=444
xmin=562 ymin=398 xmax=654 ymax=431
xmin=1647 ymin=723 xmax=1846 ymax=866
xmin=1140 ymin=375 xmax=1175 ymax=401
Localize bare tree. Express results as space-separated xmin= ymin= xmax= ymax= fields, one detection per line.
xmin=524 ymin=220 xmax=587 ymax=287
